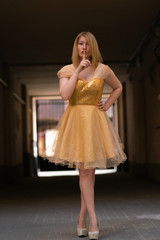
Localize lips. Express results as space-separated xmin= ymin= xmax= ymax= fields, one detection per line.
xmin=82 ymin=50 xmax=87 ymax=54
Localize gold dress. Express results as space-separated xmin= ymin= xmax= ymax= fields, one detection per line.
xmin=44 ymin=63 xmax=127 ymax=169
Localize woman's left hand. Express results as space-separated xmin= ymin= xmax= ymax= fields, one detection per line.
xmin=97 ymin=100 xmax=108 ymax=111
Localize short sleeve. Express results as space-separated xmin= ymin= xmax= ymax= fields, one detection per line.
xmin=57 ymin=65 xmax=74 ymax=79
xmin=100 ymin=64 xmax=112 ymax=80
xmin=95 ymin=63 xmax=111 ymax=80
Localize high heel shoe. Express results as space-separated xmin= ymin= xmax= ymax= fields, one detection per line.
xmin=88 ymin=231 xmax=99 ymax=240
xmin=88 ymin=220 xmax=99 ymax=240
xmin=77 ymin=227 xmax=88 ymax=237
xmin=77 ymin=216 xmax=88 ymax=237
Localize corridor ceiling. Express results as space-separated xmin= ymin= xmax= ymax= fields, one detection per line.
xmin=0 ymin=0 xmax=160 ymax=65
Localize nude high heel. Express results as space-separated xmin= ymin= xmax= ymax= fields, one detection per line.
xmin=88 ymin=220 xmax=99 ymax=240
xmin=77 ymin=227 xmax=88 ymax=237
xmin=77 ymin=216 xmax=88 ymax=237
xmin=88 ymin=231 xmax=99 ymax=240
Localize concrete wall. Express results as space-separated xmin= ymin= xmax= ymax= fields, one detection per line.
xmin=0 ymin=66 xmax=26 ymax=184
xmin=127 ymin=35 xmax=160 ymax=181
xmin=123 ymin=80 xmax=136 ymax=169
xmin=0 ymin=83 xmax=5 ymax=178
xmin=0 ymin=64 xmax=4 ymax=179
xmin=144 ymin=64 xmax=160 ymax=181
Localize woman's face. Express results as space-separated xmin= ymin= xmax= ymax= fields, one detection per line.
xmin=77 ymin=36 xmax=91 ymax=59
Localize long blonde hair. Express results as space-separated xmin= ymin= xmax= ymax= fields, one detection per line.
xmin=72 ymin=32 xmax=103 ymax=68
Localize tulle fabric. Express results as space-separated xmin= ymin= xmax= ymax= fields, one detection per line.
xmin=57 ymin=63 xmax=114 ymax=80
xmin=43 ymin=105 xmax=127 ymax=169
xmin=43 ymin=63 xmax=127 ymax=169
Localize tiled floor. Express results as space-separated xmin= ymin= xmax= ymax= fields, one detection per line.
xmin=0 ymin=172 xmax=160 ymax=240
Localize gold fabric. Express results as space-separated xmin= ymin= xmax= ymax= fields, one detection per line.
xmin=43 ymin=63 xmax=127 ymax=169
xmin=69 ymin=78 xmax=104 ymax=106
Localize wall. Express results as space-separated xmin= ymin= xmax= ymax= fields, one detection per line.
xmin=123 ymin=79 xmax=136 ymax=170
xmin=0 ymin=66 xmax=26 ymax=184
xmin=144 ymin=63 xmax=160 ymax=181
xmin=0 ymin=82 xmax=5 ymax=181
xmin=0 ymin=64 xmax=5 ymax=179
xmin=127 ymin=35 xmax=160 ymax=181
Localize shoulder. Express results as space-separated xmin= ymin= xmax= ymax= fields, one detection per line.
xmin=98 ymin=63 xmax=112 ymax=71
xmin=96 ymin=63 xmax=113 ymax=79
xmin=57 ymin=64 xmax=74 ymax=78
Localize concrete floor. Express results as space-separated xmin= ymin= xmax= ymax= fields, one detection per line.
xmin=0 ymin=172 xmax=160 ymax=240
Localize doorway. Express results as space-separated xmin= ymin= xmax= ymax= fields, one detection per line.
xmin=32 ymin=95 xmax=118 ymax=177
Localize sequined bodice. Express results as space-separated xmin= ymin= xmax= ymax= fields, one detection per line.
xmin=69 ymin=78 xmax=104 ymax=106
xmin=57 ymin=63 xmax=110 ymax=106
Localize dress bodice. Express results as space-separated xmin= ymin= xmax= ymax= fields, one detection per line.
xmin=69 ymin=78 xmax=104 ymax=105
xmin=57 ymin=63 xmax=111 ymax=106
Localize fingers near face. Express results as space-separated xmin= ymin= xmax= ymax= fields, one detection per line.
xmin=82 ymin=51 xmax=86 ymax=60
xmin=81 ymin=60 xmax=90 ymax=69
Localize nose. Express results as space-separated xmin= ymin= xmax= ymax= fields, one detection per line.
xmin=83 ymin=44 xmax=87 ymax=49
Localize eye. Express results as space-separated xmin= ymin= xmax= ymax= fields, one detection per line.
xmin=78 ymin=42 xmax=83 ymax=45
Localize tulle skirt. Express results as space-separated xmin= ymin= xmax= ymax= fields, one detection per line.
xmin=43 ymin=105 xmax=127 ymax=169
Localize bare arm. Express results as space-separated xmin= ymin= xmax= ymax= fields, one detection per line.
xmin=59 ymin=56 xmax=91 ymax=100
xmin=97 ymin=66 xmax=122 ymax=111
xmin=59 ymin=70 xmax=79 ymax=100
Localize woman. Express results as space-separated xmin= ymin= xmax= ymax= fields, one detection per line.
xmin=45 ymin=32 xmax=127 ymax=239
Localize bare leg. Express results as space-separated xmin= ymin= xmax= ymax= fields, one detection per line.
xmin=78 ymin=193 xmax=87 ymax=228
xmin=78 ymin=168 xmax=98 ymax=232
xmin=78 ymin=170 xmax=95 ymax=228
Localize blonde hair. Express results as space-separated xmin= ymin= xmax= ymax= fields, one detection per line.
xmin=72 ymin=31 xmax=103 ymax=68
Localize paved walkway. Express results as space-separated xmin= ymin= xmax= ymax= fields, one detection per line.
xmin=0 ymin=172 xmax=160 ymax=240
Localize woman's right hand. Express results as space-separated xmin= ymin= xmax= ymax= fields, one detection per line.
xmin=77 ymin=54 xmax=91 ymax=73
